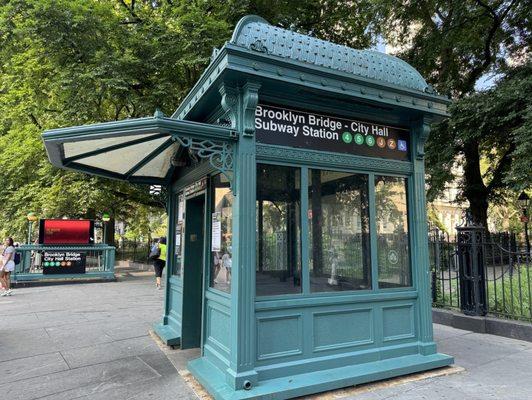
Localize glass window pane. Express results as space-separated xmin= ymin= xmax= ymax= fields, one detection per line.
xmin=210 ymin=175 xmax=233 ymax=293
xmin=308 ymin=169 xmax=371 ymax=292
xmin=173 ymin=193 xmax=184 ymax=276
xmin=375 ymin=176 xmax=411 ymax=288
xmin=256 ymin=164 xmax=301 ymax=296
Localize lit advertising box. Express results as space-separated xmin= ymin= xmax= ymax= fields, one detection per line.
xmin=38 ymin=219 xmax=95 ymax=245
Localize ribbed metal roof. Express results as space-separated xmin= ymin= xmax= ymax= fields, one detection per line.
xmin=230 ymin=15 xmax=429 ymax=93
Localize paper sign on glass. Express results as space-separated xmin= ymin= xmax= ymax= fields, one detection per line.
xmin=211 ymin=212 xmax=222 ymax=252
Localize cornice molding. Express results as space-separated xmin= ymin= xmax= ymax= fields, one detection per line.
xmin=256 ymin=144 xmax=413 ymax=174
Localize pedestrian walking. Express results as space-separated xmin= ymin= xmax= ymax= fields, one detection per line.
xmin=1 ymin=237 xmax=16 ymax=296
xmin=151 ymin=237 xmax=167 ymax=290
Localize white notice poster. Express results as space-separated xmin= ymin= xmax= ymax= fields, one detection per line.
xmin=175 ymin=223 xmax=182 ymax=255
xmin=211 ymin=212 xmax=221 ymax=252
xmin=178 ymin=194 xmax=185 ymax=222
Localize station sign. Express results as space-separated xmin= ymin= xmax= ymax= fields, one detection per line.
xmin=185 ymin=177 xmax=207 ymax=197
xmin=255 ymin=104 xmax=410 ymax=161
xmin=42 ymin=251 xmax=86 ymax=274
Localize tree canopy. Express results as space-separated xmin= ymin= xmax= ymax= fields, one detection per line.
xmin=0 ymin=0 xmax=529 ymax=240
xmin=373 ymin=0 xmax=531 ymax=226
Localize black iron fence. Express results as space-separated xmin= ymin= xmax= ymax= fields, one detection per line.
xmin=115 ymin=239 xmax=151 ymax=264
xmin=429 ymin=228 xmax=531 ymax=322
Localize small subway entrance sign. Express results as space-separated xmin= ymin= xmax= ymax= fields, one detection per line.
xmin=255 ymin=104 xmax=410 ymax=161
xmin=43 ymin=251 xmax=86 ymax=274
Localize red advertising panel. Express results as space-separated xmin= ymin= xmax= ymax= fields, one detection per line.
xmin=39 ymin=219 xmax=94 ymax=245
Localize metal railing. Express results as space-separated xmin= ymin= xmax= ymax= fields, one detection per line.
xmin=115 ymin=239 xmax=150 ymax=264
xmin=430 ymin=229 xmax=531 ymax=322
xmin=12 ymin=244 xmax=115 ymax=282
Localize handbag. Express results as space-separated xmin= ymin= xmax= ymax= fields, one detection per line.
xmin=149 ymin=244 xmax=161 ymax=260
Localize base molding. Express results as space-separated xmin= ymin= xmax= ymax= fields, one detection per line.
xmin=188 ymin=352 xmax=454 ymax=400
xmin=153 ymin=322 xmax=181 ymax=346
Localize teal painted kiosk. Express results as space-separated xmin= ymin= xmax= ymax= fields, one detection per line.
xmin=43 ymin=16 xmax=453 ymax=400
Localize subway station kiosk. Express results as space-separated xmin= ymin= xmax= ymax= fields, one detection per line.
xmin=43 ymin=16 xmax=453 ymax=400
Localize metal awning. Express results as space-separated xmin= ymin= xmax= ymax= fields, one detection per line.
xmin=43 ymin=111 xmax=236 ymax=185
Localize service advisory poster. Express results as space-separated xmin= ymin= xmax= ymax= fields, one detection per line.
xmin=255 ymin=104 xmax=410 ymax=161
xmin=211 ymin=212 xmax=221 ymax=252
xmin=42 ymin=251 xmax=86 ymax=274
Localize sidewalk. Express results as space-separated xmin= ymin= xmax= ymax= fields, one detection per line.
xmin=1 ymin=274 xmax=530 ymax=400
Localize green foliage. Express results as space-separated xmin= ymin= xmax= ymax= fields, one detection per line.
xmin=0 ymin=0 xmax=379 ymax=241
xmin=374 ymin=1 xmax=531 ymax=227
xmin=373 ymin=0 xmax=530 ymax=97
xmin=0 ymin=0 xmax=529 ymax=240
xmin=426 ymin=63 xmax=532 ymax=206
xmin=487 ymin=266 xmax=531 ymax=321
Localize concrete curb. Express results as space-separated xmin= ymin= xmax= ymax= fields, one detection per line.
xmin=433 ymin=308 xmax=532 ymax=342
xmin=13 ymin=277 xmax=116 ymax=288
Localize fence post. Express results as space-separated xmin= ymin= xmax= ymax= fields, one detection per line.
xmin=457 ymin=221 xmax=487 ymax=316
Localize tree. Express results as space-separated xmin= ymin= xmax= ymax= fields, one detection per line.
xmin=373 ymin=0 xmax=531 ymax=227
xmin=0 ymin=0 xmax=379 ymax=241
xmin=426 ymin=62 xmax=531 ymax=226
xmin=0 ymin=0 xmax=232 ymax=240
xmin=3 ymin=0 xmax=527 ymax=237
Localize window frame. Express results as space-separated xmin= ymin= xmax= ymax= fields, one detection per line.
xmin=256 ymin=162 xmax=303 ymax=297
xmin=208 ymin=173 xmax=234 ymax=295
xmin=255 ymin=159 xmax=414 ymax=300
xmin=306 ymin=167 xmax=372 ymax=293
xmin=171 ymin=191 xmax=185 ymax=278
xmin=373 ymin=175 xmax=413 ymax=290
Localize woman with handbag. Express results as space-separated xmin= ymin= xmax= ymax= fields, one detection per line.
xmin=0 ymin=237 xmax=16 ymax=296
xmin=150 ymin=237 xmax=167 ymax=290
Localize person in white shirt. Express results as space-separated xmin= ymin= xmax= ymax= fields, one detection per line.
xmin=221 ymin=246 xmax=232 ymax=285
xmin=1 ymin=237 xmax=15 ymax=296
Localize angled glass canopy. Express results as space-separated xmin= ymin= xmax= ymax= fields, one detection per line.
xmin=42 ymin=112 xmax=237 ymax=185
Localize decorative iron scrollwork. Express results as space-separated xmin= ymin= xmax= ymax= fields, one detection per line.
xmin=173 ymin=135 xmax=234 ymax=191
xmin=249 ymin=39 xmax=269 ymax=54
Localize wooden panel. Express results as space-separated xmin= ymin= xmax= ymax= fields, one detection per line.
xmin=167 ymin=284 xmax=183 ymax=321
xmin=313 ymin=309 xmax=373 ymax=352
xmin=382 ymin=304 xmax=415 ymax=341
xmin=257 ymin=314 xmax=303 ymax=360
xmin=206 ymin=302 xmax=231 ymax=355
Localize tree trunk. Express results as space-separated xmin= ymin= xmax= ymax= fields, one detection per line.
xmin=106 ymin=217 xmax=116 ymax=246
xmin=462 ymin=140 xmax=489 ymax=229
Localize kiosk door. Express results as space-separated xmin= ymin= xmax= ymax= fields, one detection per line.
xmin=181 ymin=193 xmax=205 ymax=349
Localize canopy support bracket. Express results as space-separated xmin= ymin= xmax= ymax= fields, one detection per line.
xmin=173 ymin=135 xmax=234 ymax=192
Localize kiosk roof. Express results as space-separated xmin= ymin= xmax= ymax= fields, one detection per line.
xmin=230 ymin=15 xmax=430 ymax=93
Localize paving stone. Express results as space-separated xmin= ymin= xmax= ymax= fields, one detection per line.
xmin=103 ymin=322 xmax=152 ymax=340
xmin=61 ymin=336 xmax=160 ymax=369
xmin=0 ymin=352 xmax=69 ymax=383
xmin=0 ymin=356 xmax=160 ymax=400
xmin=45 ymin=323 xmax=115 ymax=350
xmin=0 ymin=312 xmax=40 ymax=330
xmin=73 ymin=374 xmax=197 ymax=400
xmin=0 ymin=328 xmax=60 ymax=362
xmin=3 ymin=274 xmax=531 ymax=400
xmin=137 ymin=352 xmax=183 ymax=378
xmin=432 ymin=323 xmax=472 ymax=342
xmin=436 ymin=331 xmax=528 ymax=370
xmin=164 ymin=348 xmax=202 ymax=372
